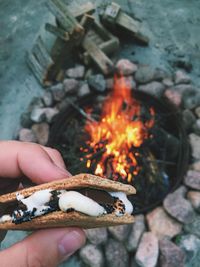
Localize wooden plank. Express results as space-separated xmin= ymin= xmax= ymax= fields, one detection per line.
xmin=27 ymin=52 xmax=46 ymax=84
xmin=72 ymin=2 xmax=95 ymax=20
xmin=47 ymin=0 xmax=84 ymax=35
xmin=82 ymin=37 xmax=114 ymax=75
xmin=45 ymin=23 xmax=70 ymax=41
xmin=32 ymin=36 xmax=53 ymax=69
xmin=80 ymin=14 xmax=95 ymax=30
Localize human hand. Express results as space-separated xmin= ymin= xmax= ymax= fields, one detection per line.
xmin=0 ymin=141 xmax=86 ymax=267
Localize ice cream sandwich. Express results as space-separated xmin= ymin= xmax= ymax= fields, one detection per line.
xmin=0 ymin=173 xmax=136 ymax=230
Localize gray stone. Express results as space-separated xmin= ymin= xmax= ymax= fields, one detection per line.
xmin=125 ymin=215 xmax=146 ymax=252
xmin=182 ymin=109 xmax=196 ymax=131
xmin=43 ymin=107 xmax=59 ymax=123
xmin=20 ymin=112 xmax=33 ymax=128
xmin=174 ymin=70 xmax=191 ymax=84
xmin=108 ymin=224 xmax=131 ymax=242
xmin=187 ymin=191 xmax=200 ymax=212
xmin=79 ymin=244 xmax=104 ymax=267
xmin=63 ymin=78 xmax=79 ymax=94
xmin=153 ymin=68 xmax=169 ymax=81
xmin=85 ymin=227 xmax=108 ymax=245
xmin=66 ymin=65 xmax=85 ymax=79
xmin=173 ymin=84 xmax=194 ymax=94
xmin=116 ymin=59 xmax=138 ymax=75
xmin=30 ymin=107 xmax=46 ymax=123
xmin=50 ymin=83 xmax=65 ymax=102
xmin=184 ymin=214 xmax=200 ymax=238
xmin=31 ymin=123 xmax=49 ymax=145
xmin=88 ymin=74 xmax=106 ymax=92
xmin=195 ymin=106 xmax=200 ymax=118
xmin=193 ymin=119 xmax=200 ymax=135
xmin=189 ymin=133 xmax=200 ymax=160
xmin=18 ymin=128 xmax=37 ymax=142
xmin=159 ymin=239 xmax=185 ymax=267
xmin=135 ymin=232 xmax=159 ymax=267
xmin=56 ymin=96 xmax=77 ymax=111
xmin=163 ymin=186 xmax=195 ymax=223
xmin=184 ymin=170 xmax=200 ymax=190
xmin=182 ymin=89 xmax=200 ymax=109
xmin=138 ymin=81 xmax=165 ymax=98
xmin=162 ymin=78 xmax=174 ymax=87
xmin=77 ymin=83 xmax=90 ymax=98
xmin=42 ymin=91 xmax=53 ymax=107
xmin=178 ymin=234 xmax=200 ymax=267
xmin=191 ymin=160 xmax=200 ymax=172
xmin=146 ymin=207 xmax=182 ymax=240
xmin=135 ymin=66 xmax=156 ymax=84
xmin=164 ymin=89 xmax=182 ymax=107
xmin=105 ymin=239 xmax=129 ymax=267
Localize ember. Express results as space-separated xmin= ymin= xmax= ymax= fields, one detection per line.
xmin=81 ymin=75 xmax=155 ymax=183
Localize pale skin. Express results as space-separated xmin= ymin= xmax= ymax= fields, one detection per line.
xmin=0 ymin=141 xmax=86 ymax=267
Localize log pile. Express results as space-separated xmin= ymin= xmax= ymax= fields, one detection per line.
xmin=27 ymin=0 xmax=149 ymax=86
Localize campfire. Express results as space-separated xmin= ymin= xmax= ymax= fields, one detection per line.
xmin=80 ymin=74 xmax=155 ymax=184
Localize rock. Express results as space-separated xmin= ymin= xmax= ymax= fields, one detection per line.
xmin=63 ymin=78 xmax=79 ymax=94
xmin=174 ymin=70 xmax=191 ymax=84
xmin=187 ymin=191 xmax=200 ymax=212
xmin=182 ymin=109 xmax=196 ymax=131
xmin=66 ymin=65 xmax=85 ymax=79
xmin=138 ymin=81 xmax=165 ymax=98
xmin=30 ymin=107 xmax=46 ymax=123
xmin=163 ymin=186 xmax=195 ymax=223
xmin=56 ymin=96 xmax=77 ymax=111
xmin=184 ymin=170 xmax=200 ymax=190
xmin=189 ymin=133 xmax=200 ymax=160
xmin=18 ymin=128 xmax=37 ymax=142
xmin=88 ymin=74 xmax=106 ymax=92
xmin=108 ymin=224 xmax=131 ymax=242
xmin=43 ymin=108 xmax=59 ymax=123
xmin=31 ymin=123 xmax=49 ymax=145
xmin=173 ymin=56 xmax=193 ymax=72
xmin=146 ymin=207 xmax=182 ymax=240
xmin=173 ymin=84 xmax=194 ymax=94
xmin=184 ymin=214 xmax=200 ymax=238
xmin=135 ymin=66 xmax=168 ymax=84
xmin=85 ymin=228 xmax=108 ymax=245
xmin=178 ymin=234 xmax=200 ymax=267
xmin=162 ymin=78 xmax=174 ymax=87
xmin=79 ymin=244 xmax=104 ymax=267
xmin=159 ymin=239 xmax=185 ymax=267
xmin=105 ymin=239 xmax=129 ymax=267
xmin=182 ymin=89 xmax=200 ymax=109
xmin=116 ymin=59 xmax=138 ymax=75
xmin=125 ymin=215 xmax=146 ymax=252
xmin=50 ymin=83 xmax=65 ymax=102
xmin=164 ymin=89 xmax=182 ymax=107
xmin=195 ymin=106 xmax=200 ymax=118
xmin=77 ymin=83 xmax=90 ymax=98
xmin=191 ymin=160 xmax=200 ymax=172
xmin=193 ymin=119 xmax=200 ymax=135
xmin=20 ymin=112 xmax=33 ymax=128
xmin=135 ymin=232 xmax=159 ymax=267
xmin=42 ymin=91 xmax=53 ymax=107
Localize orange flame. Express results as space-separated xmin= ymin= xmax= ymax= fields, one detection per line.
xmin=83 ymin=75 xmax=155 ymax=182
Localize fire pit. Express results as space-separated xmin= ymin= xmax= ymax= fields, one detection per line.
xmin=48 ymin=75 xmax=189 ymax=214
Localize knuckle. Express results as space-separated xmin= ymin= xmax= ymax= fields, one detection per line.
xmin=25 ymin=245 xmax=45 ymax=267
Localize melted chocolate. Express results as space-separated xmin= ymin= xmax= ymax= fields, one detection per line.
xmin=77 ymin=188 xmax=115 ymax=205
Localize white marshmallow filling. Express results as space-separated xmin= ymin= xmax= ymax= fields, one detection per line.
xmin=0 ymin=188 xmax=133 ymax=224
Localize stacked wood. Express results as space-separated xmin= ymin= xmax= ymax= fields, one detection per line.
xmin=100 ymin=2 xmax=149 ymax=45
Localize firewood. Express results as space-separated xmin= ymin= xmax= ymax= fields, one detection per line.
xmin=45 ymin=23 xmax=70 ymax=41
xmin=100 ymin=2 xmax=149 ymax=45
xmin=72 ymin=2 xmax=95 ymax=20
xmin=82 ymin=37 xmax=114 ymax=75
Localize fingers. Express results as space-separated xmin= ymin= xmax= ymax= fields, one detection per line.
xmin=0 ymin=141 xmax=71 ymax=184
xmin=0 ymin=228 xmax=86 ymax=267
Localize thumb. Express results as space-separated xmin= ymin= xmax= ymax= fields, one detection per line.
xmin=0 ymin=228 xmax=85 ymax=267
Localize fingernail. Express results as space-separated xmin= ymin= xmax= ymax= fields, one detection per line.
xmin=58 ymin=230 xmax=85 ymax=261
